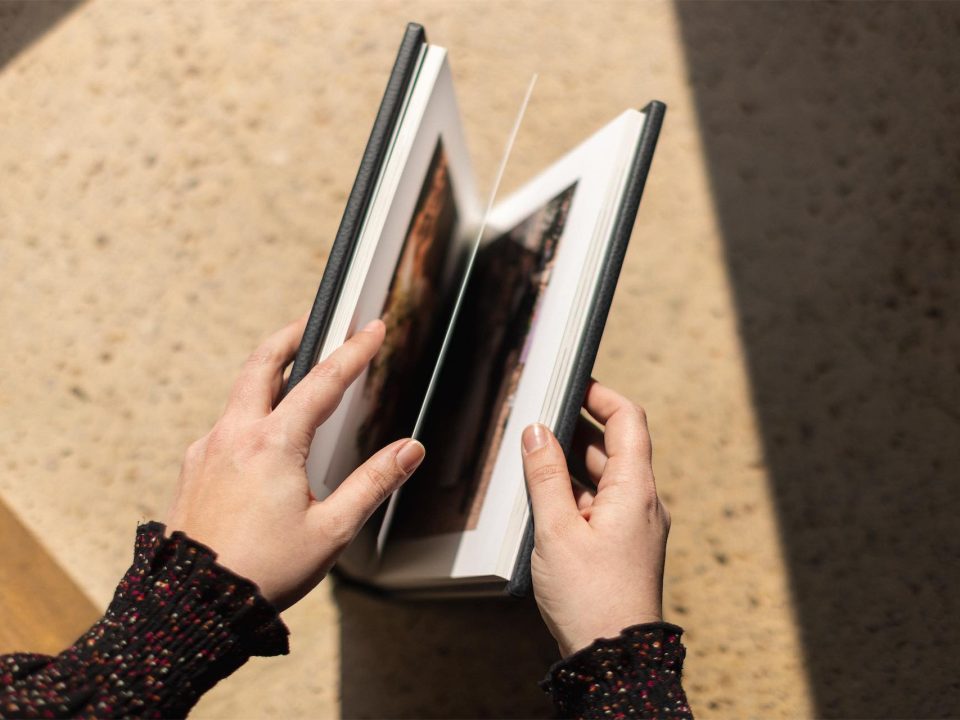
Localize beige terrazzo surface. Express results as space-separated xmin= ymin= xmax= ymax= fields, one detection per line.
xmin=2 ymin=2 xmax=958 ymax=718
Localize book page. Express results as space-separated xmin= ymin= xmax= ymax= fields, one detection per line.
xmin=387 ymin=183 xmax=577 ymax=540
xmin=303 ymin=49 xmax=480 ymax=497
xmin=374 ymin=75 xmax=538 ymax=553
xmin=372 ymin=110 xmax=647 ymax=588
xmin=352 ymin=139 xmax=462 ymax=466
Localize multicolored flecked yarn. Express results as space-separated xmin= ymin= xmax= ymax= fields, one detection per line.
xmin=542 ymin=623 xmax=692 ymax=719
xmin=0 ymin=522 xmax=289 ymax=718
xmin=1 ymin=523 xmax=691 ymax=719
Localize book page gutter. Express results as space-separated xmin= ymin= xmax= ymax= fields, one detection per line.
xmin=374 ymin=74 xmax=539 ymax=557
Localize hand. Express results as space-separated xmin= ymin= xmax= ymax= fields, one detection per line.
xmin=165 ymin=316 xmax=425 ymax=612
xmin=521 ymin=380 xmax=670 ymax=658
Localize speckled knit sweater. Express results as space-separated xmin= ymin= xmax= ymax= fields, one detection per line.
xmin=0 ymin=523 xmax=691 ymax=719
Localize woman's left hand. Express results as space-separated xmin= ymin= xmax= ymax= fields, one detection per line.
xmin=165 ymin=316 xmax=425 ymax=611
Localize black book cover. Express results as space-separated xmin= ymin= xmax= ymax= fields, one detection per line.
xmin=284 ymin=23 xmax=666 ymax=598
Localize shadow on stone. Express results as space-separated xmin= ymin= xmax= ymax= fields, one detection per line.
xmin=675 ymin=3 xmax=960 ymax=716
xmin=0 ymin=1 xmax=83 ymax=71
xmin=335 ymin=582 xmax=557 ymax=718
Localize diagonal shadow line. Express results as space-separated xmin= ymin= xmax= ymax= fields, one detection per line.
xmin=675 ymin=2 xmax=960 ymax=717
xmin=0 ymin=1 xmax=84 ymax=72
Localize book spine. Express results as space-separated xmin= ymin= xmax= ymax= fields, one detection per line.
xmin=283 ymin=22 xmax=428 ymax=396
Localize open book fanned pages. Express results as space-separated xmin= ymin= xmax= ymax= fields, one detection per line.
xmin=285 ymin=22 xmax=665 ymax=598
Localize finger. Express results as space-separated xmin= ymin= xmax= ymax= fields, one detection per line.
xmin=570 ymin=413 xmax=607 ymax=485
xmin=521 ymin=423 xmax=580 ymax=537
xmin=226 ymin=313 xmax=309 ymax=418
xmin=312 ymin=438 xmax=425 ymax=542
xmin=583 ymin=379 xmax=652 ymax=465
xmin=573 ymin=481 xmax=595 ymax=512
xmin=267 ymin=313 xmax=310 ymax=408
xmin=582 ymin=379 xmax=657 ymax=499
xmin=274 ymin=319 xmax=386 ymax=445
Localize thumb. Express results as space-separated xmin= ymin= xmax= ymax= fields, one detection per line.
xmin=521 ymin=424 xmax=580 ymax=539
xmin=313 ymin=438 xmax=425 ymax=541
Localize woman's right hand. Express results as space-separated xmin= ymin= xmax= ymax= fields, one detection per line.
xmin=521 ymin=380 xmax=671 ymax=658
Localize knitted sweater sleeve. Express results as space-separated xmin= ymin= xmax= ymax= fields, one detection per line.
xmin=540 ymin=622 xmax=693 ymax=719
xmin=0 ymin=521 xmax=289 ymax=719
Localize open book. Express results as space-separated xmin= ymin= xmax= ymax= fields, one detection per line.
xmin=285 ymin=22 xmax=665 ymax=597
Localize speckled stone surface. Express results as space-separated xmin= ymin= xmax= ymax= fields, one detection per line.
xmin=2 ymin=2 xmax=809 ymax=718
xmin=675 ymin=4 xmax=960 ymax=718
xmin=7 ymin=2 xmax=954 ymax=718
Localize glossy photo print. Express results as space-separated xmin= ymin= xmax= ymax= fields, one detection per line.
xmin=353 ymin=138 xmax=460 ymax=466
xmin=390 ymin=182 xmax=578 ymax=540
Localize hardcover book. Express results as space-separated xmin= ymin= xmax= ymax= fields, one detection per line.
xmin=285 ymin=22 xmax=665 ymax=597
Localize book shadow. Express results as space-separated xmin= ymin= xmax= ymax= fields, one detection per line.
xmin=335 ymin=583 xmax=558 ymax=719
xmin=675 ymin=3 xmax=960 ymax=717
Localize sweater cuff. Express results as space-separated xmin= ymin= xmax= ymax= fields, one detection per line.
xmin=111 ymin=521 xmax=290 ymax=660
xmin=2 ymin=521 xmax=289 ymax=718
xmin=540 ymin=622 xmax=691 ymax=719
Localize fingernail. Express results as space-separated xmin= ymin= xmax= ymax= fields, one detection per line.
xmin=362 ymin=319 xmax=383 ymax=333
xmin=396 ymin=439 xmax=425 ymax=474
xmin=522 ymin=423 xmax=549 ymax=454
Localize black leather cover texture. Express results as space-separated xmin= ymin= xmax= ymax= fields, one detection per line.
xmin=283 ymin=22 xmax=427 ymax=396
xmin=505 ymin=100 xmax=667 ymax=597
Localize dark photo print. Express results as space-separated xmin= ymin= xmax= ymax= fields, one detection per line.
xmin=354 ymin=139 xmax=459 ymax=470
xmin=390 ymin=182 xmax=578 ymax=540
